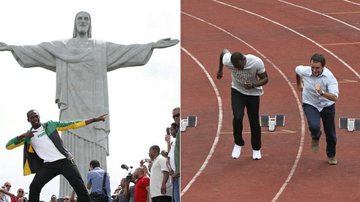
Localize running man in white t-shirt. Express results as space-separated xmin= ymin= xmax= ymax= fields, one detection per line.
xmin=217 ymin=49 xmax=269 ymax=160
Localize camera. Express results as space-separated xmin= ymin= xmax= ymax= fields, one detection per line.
xmin=121 ymin=164 xmax=133 ymax=182
xmin=126 ymin=173 xmax=133 ymax=182
xmin=121 ymin=164 xmax=132 ymax=171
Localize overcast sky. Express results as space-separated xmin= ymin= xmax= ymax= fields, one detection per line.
xmin=0 ymin=0 xmax=180 ymax=200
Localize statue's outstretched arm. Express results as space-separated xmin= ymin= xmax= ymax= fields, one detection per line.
xmin=152 ymin=38 xmax=179 ymax=49
xmin=0 ymin=42 xmax=12 ymax=51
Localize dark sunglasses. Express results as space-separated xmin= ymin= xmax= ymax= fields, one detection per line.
xmin=5 ymin=185 xmax=11 ymax=187
xmin=18 ymin=190 xmax=24 ymax=193
xmin=173 ymin=113 xmax=180 ymax=119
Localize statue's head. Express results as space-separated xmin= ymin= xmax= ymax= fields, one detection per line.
xmin=73 ymin=11 xmax=92 ymax=38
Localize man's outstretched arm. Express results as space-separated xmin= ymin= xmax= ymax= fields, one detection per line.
xmin=56 ymin=114 xmax=107 ymax=131
xmin=85 ymin=114 xmax=107 ymax=125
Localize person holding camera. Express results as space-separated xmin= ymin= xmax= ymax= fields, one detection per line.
xmin=165 ymin=122 xmax=180 ymax=202
xmin=112 ymin=178 xmax=130 ymax=202
xmin=87 ymin=160 xmax=111 ymax=202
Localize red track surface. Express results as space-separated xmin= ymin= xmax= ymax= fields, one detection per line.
xmin=181 ymin=1 xmax=360 ymax=201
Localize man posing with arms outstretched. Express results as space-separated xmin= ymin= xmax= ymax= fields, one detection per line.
xmin=296 ymin=53 xmax=339 ymax=165
xmin=6 ymin=109 xmax=106 ymax=201
xmin=217 ymin=49 xmax=268 ymax=160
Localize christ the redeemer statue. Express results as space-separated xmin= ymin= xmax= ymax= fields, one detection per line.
xmin=0 ymin=11 xmax=179 ymax=196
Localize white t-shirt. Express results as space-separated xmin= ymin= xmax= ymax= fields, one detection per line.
xmin=223 ymin=53 xmax=265 ymax=96
xmin=30 ymin=126 xmax=66 ymax=162
xmin=150 ymin=155 xmax=172 ymax=198
xmin=168 ymin=142 xmax=176 ymax=172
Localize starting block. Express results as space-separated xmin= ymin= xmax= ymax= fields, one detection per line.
xmin=187 ymin=115 xmax=198 ymax=127
xmin=339 ymin=117 xmax=360 ymax=132
xmin=260 ymin=114 xmax=285 ymax=132
xmin=180 ymin=115 xmax=198 ymax=132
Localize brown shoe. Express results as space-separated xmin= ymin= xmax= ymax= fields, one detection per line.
xmin=311 ymin=139 xmax=319 ymax=153
xmin=328 ymin=157 xmax=338 ymax=165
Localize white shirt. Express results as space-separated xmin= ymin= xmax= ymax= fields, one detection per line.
xmin=295 ymin=65 xmax=339 ymax=111
xmin=223 ymin=53 xmax=265 ymax=96
xmin=168 ymin=142 xmax=176 ymax=172
xmin=4 ymin=195 xmax=10 ymax=202
xmin=150 ymin=155 xmax=172 ymax=198
xmin=30 ymin=126 xmax=66 ymax=162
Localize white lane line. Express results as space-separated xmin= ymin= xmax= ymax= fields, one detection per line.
xmin=180 ymin=47 xmax=223 ymax=196
xmin=221 ymin=130 xmax=297 ymax=134
xmin=325 ymin=11 xmax=360 ymax=15
xmin=181 ymin=11 xmax=305 ymax=202
xmin=279 ymin=0 xmax=360 ymax=31
xmin=291 ymin=79 xmax=358 ymax=85
xmin=340 ymin=79 xmax=358 ymax=83
xmin=344 ymin=0 xmax=360 ymax=6
xmin=322 ymin=41 xmax=360 ymax=46
xmin=212 ymin=0 xmax=360 ymax=80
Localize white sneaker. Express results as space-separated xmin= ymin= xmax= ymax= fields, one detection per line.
xmin=231 ymin=144 xmax=242 ymax=159
xmin=252 ymin=150 xmax=262 ymax=160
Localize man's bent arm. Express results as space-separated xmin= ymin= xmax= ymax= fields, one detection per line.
xmin=254 ymin=71 xmax=269 ymax=87
xmin=0 ymin=188 xmax=15 ymax=197
xmin=296 ymin=73 xmax=303 ymax=91
xmin=6 ymin=131 xmax=35 ymax=150
xmin=319 ymin=91 xmax=338 ymax=102
xmin=124 ymin=181 xmax=130 ymax=200
xmin=161 ymin=171 xmax=169 ymax=194
xmin=217 ymin=49 xmax=229 ymax=79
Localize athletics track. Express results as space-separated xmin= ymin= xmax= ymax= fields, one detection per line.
xmin=181 ymin=1 xmax=360 ymax=201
